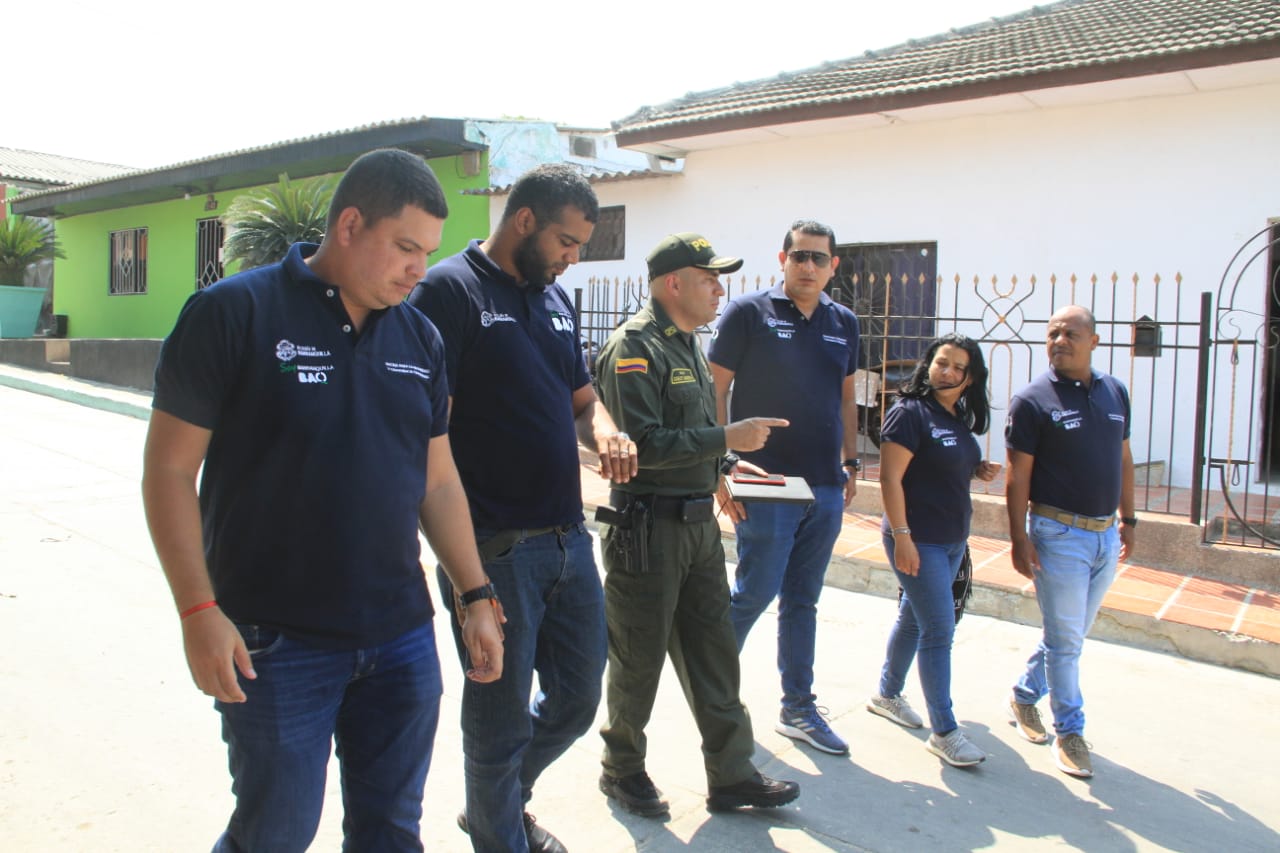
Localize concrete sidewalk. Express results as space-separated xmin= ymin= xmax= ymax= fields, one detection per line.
xmin=3 ymin=372 xmax=1280 ymax=851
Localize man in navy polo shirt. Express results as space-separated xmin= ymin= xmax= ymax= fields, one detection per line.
xmin=142 ymin=149 xmax=505 ymax=852
xmin=1005 ymin=304 xmax=1136 ymax=779
xmin=408 ymin=164 xmax=634 ymax=853
xmin=708 ymin=219 xmax=861 ymax=756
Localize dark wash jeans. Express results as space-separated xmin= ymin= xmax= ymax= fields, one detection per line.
xmin=213 ymin=620 xmax=442 ymax=853
xmin=438 ymin=523 xmax=606 ymax=853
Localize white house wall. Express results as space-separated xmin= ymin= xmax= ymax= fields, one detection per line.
xmin=567 ymin=79 xmax=1280 ymax=489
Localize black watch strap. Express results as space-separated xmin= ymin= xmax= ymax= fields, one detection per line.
xmin=720 ymin=452 xmax=740 ymax=475
xmin=1120 ymin=516 xmax=1138 ymax=527
xmin=843 ymin=457 xmax=862 ymax=472
xmin=458 ymin=582 xmax=497 ymax=606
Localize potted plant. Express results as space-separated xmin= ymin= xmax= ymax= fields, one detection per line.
xmin=0 ymin=215 xmax=64 ymax=337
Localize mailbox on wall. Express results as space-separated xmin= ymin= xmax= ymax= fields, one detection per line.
xmin=1132 ymin=315 xmax=1162 ymax=357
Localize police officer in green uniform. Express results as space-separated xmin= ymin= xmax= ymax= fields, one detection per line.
xmin=594 ymin=233 xmax=801 ymax=817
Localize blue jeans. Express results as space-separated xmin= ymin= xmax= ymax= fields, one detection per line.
xmin=438 ymin=523 xmax=606 ymax=853
xmin=213 ymin=621 xmax=441 ymax=853
xmin=1013 ymin=515 xmax=1120 ymax=736
xmin=878 ymin=536 xmax=966 ymax=735
xmin=730 ymin=484 xmax=844 ymax=711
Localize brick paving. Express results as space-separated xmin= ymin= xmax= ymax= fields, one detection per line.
xmin=579 ymin=464 xmax=1280 ymax=645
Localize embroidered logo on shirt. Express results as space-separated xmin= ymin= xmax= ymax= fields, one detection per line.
xmin=663 ymin=326 xmax=678 ymax=337
xmin=275 ymin=339 xmax=331 ymax=362
xmin=670 ymin=368 xmax=695 ymax=385
xmin=276 ymin=340 xmax=334 ymax=385
xmin=550 ymin=312 xmax=574 ymax=333
xmin=385 ymin=361 xmax=431 ymax=381
xmin=480 ymin=311 xmax=517 ymax=328
xmin=1051 ymin=408 xmax=1083 ymax=430
xmin=931 ymin=425 xmax=958 ymax=447
xmin=296 ymin=364 xmax=332 ymax=385
xmin=776 ymin=330 xmax=793 ymax=340
xmin=617 ymin=357 xmax=649 ymax=375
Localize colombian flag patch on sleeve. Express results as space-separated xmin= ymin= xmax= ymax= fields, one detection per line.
xmin=616 ymin=357 xmax=649 ymax=375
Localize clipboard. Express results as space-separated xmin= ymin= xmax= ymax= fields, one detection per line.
xmin=725 ymin=473 xmax=815 ymax=504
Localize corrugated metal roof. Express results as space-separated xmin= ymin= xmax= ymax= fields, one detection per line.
xmin=9 ymin=117 xmax=483 ymax=218
xmin=0 ymin=146 xmax=133 ymax=187
xmin=467 ymin=165 xmax=682 ymax=196
xmin=8 ymin=116 xmax=472 ymax=204
xmin=613 ymin=0 xmax=1280 ymax=138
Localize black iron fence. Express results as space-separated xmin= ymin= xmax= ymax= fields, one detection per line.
xmin=576 ymin=270 xmax=1214 ymax=523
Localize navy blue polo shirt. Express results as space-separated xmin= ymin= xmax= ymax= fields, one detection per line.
xmin=407 ymin=240 xmax=590 ymax=529
xmin=152 ymin=242 xmax=448 ymax=650
xmin=708 ymin=286 xmax=860 ymax=486
xmin=880 ymin=396 xmax=982 ymax=544
xmin=1005 ymin=369 xmax=1131 ymax=518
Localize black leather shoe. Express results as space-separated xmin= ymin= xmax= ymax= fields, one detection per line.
xmin=456 ymin=810 xmax=567 ymax=853
xmin=706 ymin=771 xmax=801 ymax=811
xmin=599 ymin=771 xmax=670 ymax=817
xmin=523 ymin=812 xmax=567 ymax=853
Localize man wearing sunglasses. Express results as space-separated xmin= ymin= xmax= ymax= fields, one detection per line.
xmin=708 ymin=220 xmax=861 ymax=756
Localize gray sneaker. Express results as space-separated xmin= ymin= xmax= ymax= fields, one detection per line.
xmin=867 ymin=694 xmax=924 ymax=728
xmin=926 ymin=729 xmax=986 ymax=767
xmin=1055 ymin=733 xmax=1094 ymax=778
xmin=1007 ymin=694 xmax=1049 ymax=744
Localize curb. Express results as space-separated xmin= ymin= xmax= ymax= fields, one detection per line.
xmin=822 ymin=551 xmax=1280 ymax=679
xmin=0 ymin=371 xmax=150 ymax=420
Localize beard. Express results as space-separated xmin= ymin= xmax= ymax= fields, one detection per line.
xmin=514 ymin=233 xmax=555 ymax=287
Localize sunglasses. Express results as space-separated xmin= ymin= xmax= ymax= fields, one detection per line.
xmin=787 ymin=250 xmax=832 ymax=268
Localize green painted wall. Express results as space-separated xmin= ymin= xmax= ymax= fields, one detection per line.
xmin=52 ymin=153 xmax=491 ymax=339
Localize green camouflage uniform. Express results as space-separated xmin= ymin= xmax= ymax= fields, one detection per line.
xmin=594 ymin=298 xmax=756 ymax=786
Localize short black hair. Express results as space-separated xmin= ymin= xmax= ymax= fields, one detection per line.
xmin=898 ymin=332 xmax=992 ymax=435
xmin=783 ymin=219 xmax=837 ymax=256
xmin=502 ymin=163 xmax=599 ymax=227
xmin=327 ymin=148 xmax=448 ymax=231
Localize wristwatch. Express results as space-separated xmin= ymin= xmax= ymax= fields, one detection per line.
xmin=842 ymin=458 xmax=862 ymax=472
xmin=1120 ymin=516 xmax=1138 ymax=527
xmin=458 ymin=582 xmax=497 ymax=607
xmin=720 ymin=452 xmax=741 ymax=475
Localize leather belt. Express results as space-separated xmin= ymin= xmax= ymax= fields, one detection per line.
xmin=477 ymin=525 xmax=576 ymax=562
xmin=611 ymin=489 xmax=715 ymax=523
xmin=1030 ymin=503 xmax=1115 ymax=533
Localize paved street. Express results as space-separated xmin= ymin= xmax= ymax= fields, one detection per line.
xmin=2 ymin=383 xmax=1279 ymax=852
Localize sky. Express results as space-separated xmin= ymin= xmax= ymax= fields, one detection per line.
xmin=7 ymin=0 xmax=1037 ymax=169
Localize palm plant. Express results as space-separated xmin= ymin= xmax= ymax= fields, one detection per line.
xmin=0 ymin=215 xmax=65 ymax=287
xmin=221 ymin=174 xmax=336 ymax=270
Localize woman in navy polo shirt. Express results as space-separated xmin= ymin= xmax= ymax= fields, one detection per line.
xmin=866 ymin=333 xmax=1000 ymax=767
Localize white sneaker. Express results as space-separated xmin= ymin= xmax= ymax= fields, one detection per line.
xmin=926 ymin=729 xmax=986 ymax=767
xmin=867 ymin=694 xmax=924 ymax=728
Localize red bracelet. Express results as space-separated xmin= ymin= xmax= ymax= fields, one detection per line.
xmin=179 ymin=600 xmax=218 ymax=620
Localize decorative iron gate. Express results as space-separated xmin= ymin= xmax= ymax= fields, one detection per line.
xmin=576 ymin=266 xmax=1211 ymax=521
xmin=1202 ymin=224 xmax=1280 ymax=549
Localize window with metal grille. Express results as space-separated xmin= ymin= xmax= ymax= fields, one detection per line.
xmin=579 ymin=205 xmax=624 ymax=262
xmin=829 ymin=242 xmax=938 ymax=370
xmin=196 ymin=218 xmax=225 ymax=289
xmin=109 ymin=228 xmax=148 ymax=295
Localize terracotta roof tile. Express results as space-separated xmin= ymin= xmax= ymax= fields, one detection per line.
xmin=614 ymin=0 xmax=1280 ymax=136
